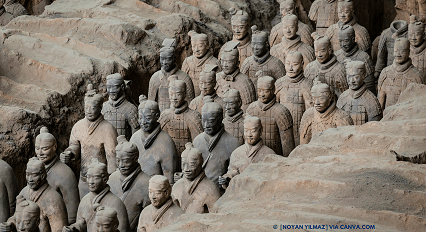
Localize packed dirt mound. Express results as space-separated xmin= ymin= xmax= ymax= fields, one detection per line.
xmin=157 ymin=83 xmax=426 ymax=232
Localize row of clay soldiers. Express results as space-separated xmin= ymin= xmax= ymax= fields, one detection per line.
xmin=0 ymin=0 xmax=50 ymax=26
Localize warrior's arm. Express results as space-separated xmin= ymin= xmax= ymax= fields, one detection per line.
xmin=65 ymin=128 xmax=81 ymax=161
xmin=299 ymin=112 xmax=312 ymax=145
xmin=47 ymin=199 xmax=69 ymax=232
xmin=161 ymin=147 xmax=178 ymax=185
xmin=279 ymin=125 xmax=295 ymax=157
xmin=127 ymin=108 xmax=140 ymax=135
xmin=105 ymin=129 xmax=118 ymax=174
xmin=0 ymin=179 xmax=9 ymax=223
xmin=58 ymin=176 xmax=80 ymax=224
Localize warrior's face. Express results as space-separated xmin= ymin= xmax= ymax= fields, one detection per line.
xmin=149 ymin=185 xmax=170 ymax=208
xmin=257 ymin=81 xmax=275 ymax=103
xmin=199 ymin=75 xmax=216 ymax=96
xmin=282 ymin=19 xmax=298 ymax=40
xmin=140 ymin=108 xmax=159 ymax=133
xmin=223 ymin=95 xmax=242 ymax=117
xmin=244 ymin=121 xmax=262 ymax=145
xmin=312 ymin=86 xmax=332 ymax=113
xmin=85 ymin=100 xmax=102 ymax=122
xmin=182 ymin=157 xmax=202 ymax=181
xmin=116 ymin=151 xmax=138 ymax=176
xmin=87 ymin=167 xmax=108 ymax=194
xmin=285 ymin=54 xmax=303 ymax=78
xmin=160 ymin=53 xmax=175 ymax=72
xmin=232 ymin=23 xmax=249 ymax=40
xmin=15 ymin=212 xmax=39 ymax=232
xmin=106 ymin=79 xmax=124 ymax=101
xmin=314 ymin=42 xmax=333 ymax=64
xmin=95 ymin=215 xmax=118 ymax=232
xmin=408 ymin=27 xmax=425 ymax=47
xmin=221 ymin=53 xmax=239 ymax=75
xmin=251 ymin=36 xmax=268 ymax=57
xmin=202 ymin=112 xmax=222 ymax=136
xmin=192 ymin=40 xmax=209 ymax=58
xmin=280 ymin=2 xmax=295 ymax=16
xmin=347 ymin=72 xmax=365 ymax=90
xmin=35 ymin=139 xmax=57 ymax=165
xmin=338 ymin=5 xmax=354 ymax=24
xmin=169 ymin=87 xmax=185 ymax=108
xmin=338 ymin=31 xmax=356 ymax=53
xmin=394 ymin=43 xmax=410 ymax=64
xmin=26 ymin=165 xmax=46 ymax=190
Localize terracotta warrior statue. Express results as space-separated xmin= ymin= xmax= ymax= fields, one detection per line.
xmin=148 ymin=38 xmax=195 ymax=112
xmin=335 ymin=25 xmax=376 ymax=94
xmin=192 ymin=97 xmax=241 ymax=190
xmin=275 ymin=51 xmax=313 ymax=146
xmin=182 ymin=31 xmax=221 ymax=96
xmin=137 ymin=175 xmax=184 ymax=232
xmin=304 ymin=33 xmax=348 ymax=98
xmin=0 ymin=196 xmax=40 ymax=232
xmin=63 ymin=160 xmax=130 ymax=232
xmin=159 ymin=76 xmax=203 ymax=162
xmin=300 ymin=81 xmax=354 ymax=144
xmin=4 ymin=0 xmax=27 ymax=17
xmin=325 ymin=0 xmax=370 ymax=52
xmin=271 ymin=14 xmax=315 ymax=69
xmin=0 ymin=1 xmax=13 ymax=26
xmin=375 ymin=20 xmax=408 ymax=80
xmin=130 ymin=96 xmax=178 ymax=184
xmin=0 ymin=178 xmax=9 ymax=222
xmin=189 ymin=64 xmax=224 ymax=115
xmin=32 ymin=0 xmax=52 ymax=15
xmin=241 ymin=25 xmax=286 ymax=90
xmin=270 ymin=0 xmax=314 ymax=47
xmin=35 ymin=127 xmax=80 ymax=224
xmin=378 ymin=38 xmax=424 ymax=110
xmin=216 ymin=41 xmax=257 ymax=111
xmin=0 ymin=158 xmax=18 ymax=216
xmin=18 ymin=158 xmax=68 ymax=232
xmin=219 ymin=116 xmax=276 ymax=189
xmin=219 ymin=7 xmax=252 ymax=67
xmin=246 ymin=72 xmax=295 ymax=156
xmin=409 ymin=15 xmax=426 ymax=83
xmin=308 ymin=0 xmax=339 ymax=35
xmin=94 ymin=207 xmax=120 ymax=232
xmin=102 ymin=73 xmax=139 ymax=140
xmin=171 ymin=143 xmax=221 ymax=213
xmin=337 ymin=61 xmax=382 ymax=125
xmin=60 ymin=84 xmax=118 ymax=198
xmin=222 ymin=89 xmax=245 ymax=144
xmin=108 ymin=136 xmax=151 ymax=231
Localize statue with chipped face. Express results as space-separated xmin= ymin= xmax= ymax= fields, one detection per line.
xmin=335 ymin=25 xmax=376 ymax=94
xmin=299 ymin=81 xmax=353 ymax=145
xmin=271 ymin=14 xmax=315 ymax=70
xmin=241 ymin=25 xmax=286 ymax=91
xmin=130 ymin=95 xmax=178 ymax=185
xmin=325 ymin=0 xmax=371 ymax=52
xmin=137 ymin=175 xmax=184 ymax=232
xmin=304 ymin=33 xmax=348 ymax=98
xmin=377 ymin=38 xmax=424 ymax=110
xmin=218 ymin=7 xmax=253 ymax=67
xmin=35 ymin=127 xmax=80 ymax=224
xmin=216 ymin=41 xmax=257 ymax=112
xmin=337 ymin=60 xmax=382 ymax=125
xmin=246 ymin=72 xmax=295 ymax=156
xmin=148 ymin=38 xmax=195 ymax=112
xmin=171 ymin=143 xmax=221 ymax=213
xmin=408 ymin=15 xmax=426 ymax=83
xmin=275 ymin=51 xmax=313 ymax=146
xmin=222 ymin=88 xmax=245 ymax=144
xmin=17 ymin=157 xmax=68 ymax=232
xmin=270 ymin=0 xmax=314 ymax=47
xmin=182 ymin=31 xmax=222 ymax=96
xmin=308 ymin=0 xmax=339 ymax=35
xmin=189 ymin=64 xmax=224 ymax=115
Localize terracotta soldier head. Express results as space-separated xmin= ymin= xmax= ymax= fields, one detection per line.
xmin=160 ymin=38 xmax=177 ymax=72
xmin=95 ymin=206 xmax=119 ymax=232
xmin=199 ymin=64 xmax=218 ymax=96
xmin=244 ymin=116 xmax=262 ymax=145
xmin=393 ymin=38 xmax=411 ymax=64
xmin=345 ymin=60 xmax=366 ymax=90
xmin=149 ymin=175 xmax=172 ymax=208
xmin=223 ymin=88 xmax=242 ymax=117
xmin=408 ymin=15 xmax=425 ymax=47
xmin=106 ymin=73 xmax=125 ymax=101
xmin=229 ymin=7 xmax=250 ymax=40
xmin=256 ymin=72 xmax=276 ymax=103
xmin=26 ymin=157 xmax=47 ymax=191
xmin=312 ymin=33 xmax=333 ymax=64
xmin=282 ymin=14 xmax=299 ymax=40
xmin=168 ymin=76 xmax=187 ymax=109
xmin=221 ymin=41 xmax=240 ymax=74
xmin=285 ymin=51 xmax=304 ymax=78
xmin=181 ymin=143 xmax=204 ymax=181
xmin=311 ymin=81 xmax=334 ymax=113
xmin=280 ymin=0 xmax=295 ymax=16
xmin=338 ymin=25 xmax=356 ymax=53
xmin=338 ymin=0 xmax=354 ymax=24
xmin=201 ymin=96 xmax=223 ymax=136
xmin=12 ymin=196 xmax=40 ymax=232
xmin=251 ymin=25 xmax=269 ymax=57
xmin=35 ymin=127 xmax=57 ymax=165
xmin=188 ymin=31 xmax=210 ymax=59
xmin=116 ymin=135 xmax=139 ymax=176
xmin=87 ymin=160 xmax=109 ymax=195
xmin=138 ymin=95 xmax=160 ymax=133
xmin=85 ymin=84 xmax=104 ymax=122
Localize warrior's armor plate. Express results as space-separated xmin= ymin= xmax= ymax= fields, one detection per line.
xmin=308 ymin=0 xmax=339 ymax=35
xmin=222 ymin=111 xmax=245 ymax=144
xmin=102 ymin=96 xmax=139 ymax=140
xmin=241 ymin=54 xmax=286 ymax=90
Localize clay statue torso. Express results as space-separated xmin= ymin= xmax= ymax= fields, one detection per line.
xmin=222 ymin=111 xmax=245 ymax=144
xmin=0 ymin=158 xmax=18 ymax=215
xmin=137 ymin=198 xmax=184 ymax=232
xmin=410 ymin=40 xmax=426 ymax=84
xmin=308 ymin=0 xmax=339 ymax=35
xmin=102 ymin=96 xmax=139 ymax=140
xmin=270 ymin=20 xmax=314 ymax=47
xmin=241 ymin=54 xmax=286 ymax=90
xmin=219 ymin=37 xmax=253 ymax=68
xmin=326 ymin=18 xmax=371 ymax=52
xmin=270 ymin=36 xmax=316 ymax=69
xmin=189 ymin=93 xmax=224 ymax=116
